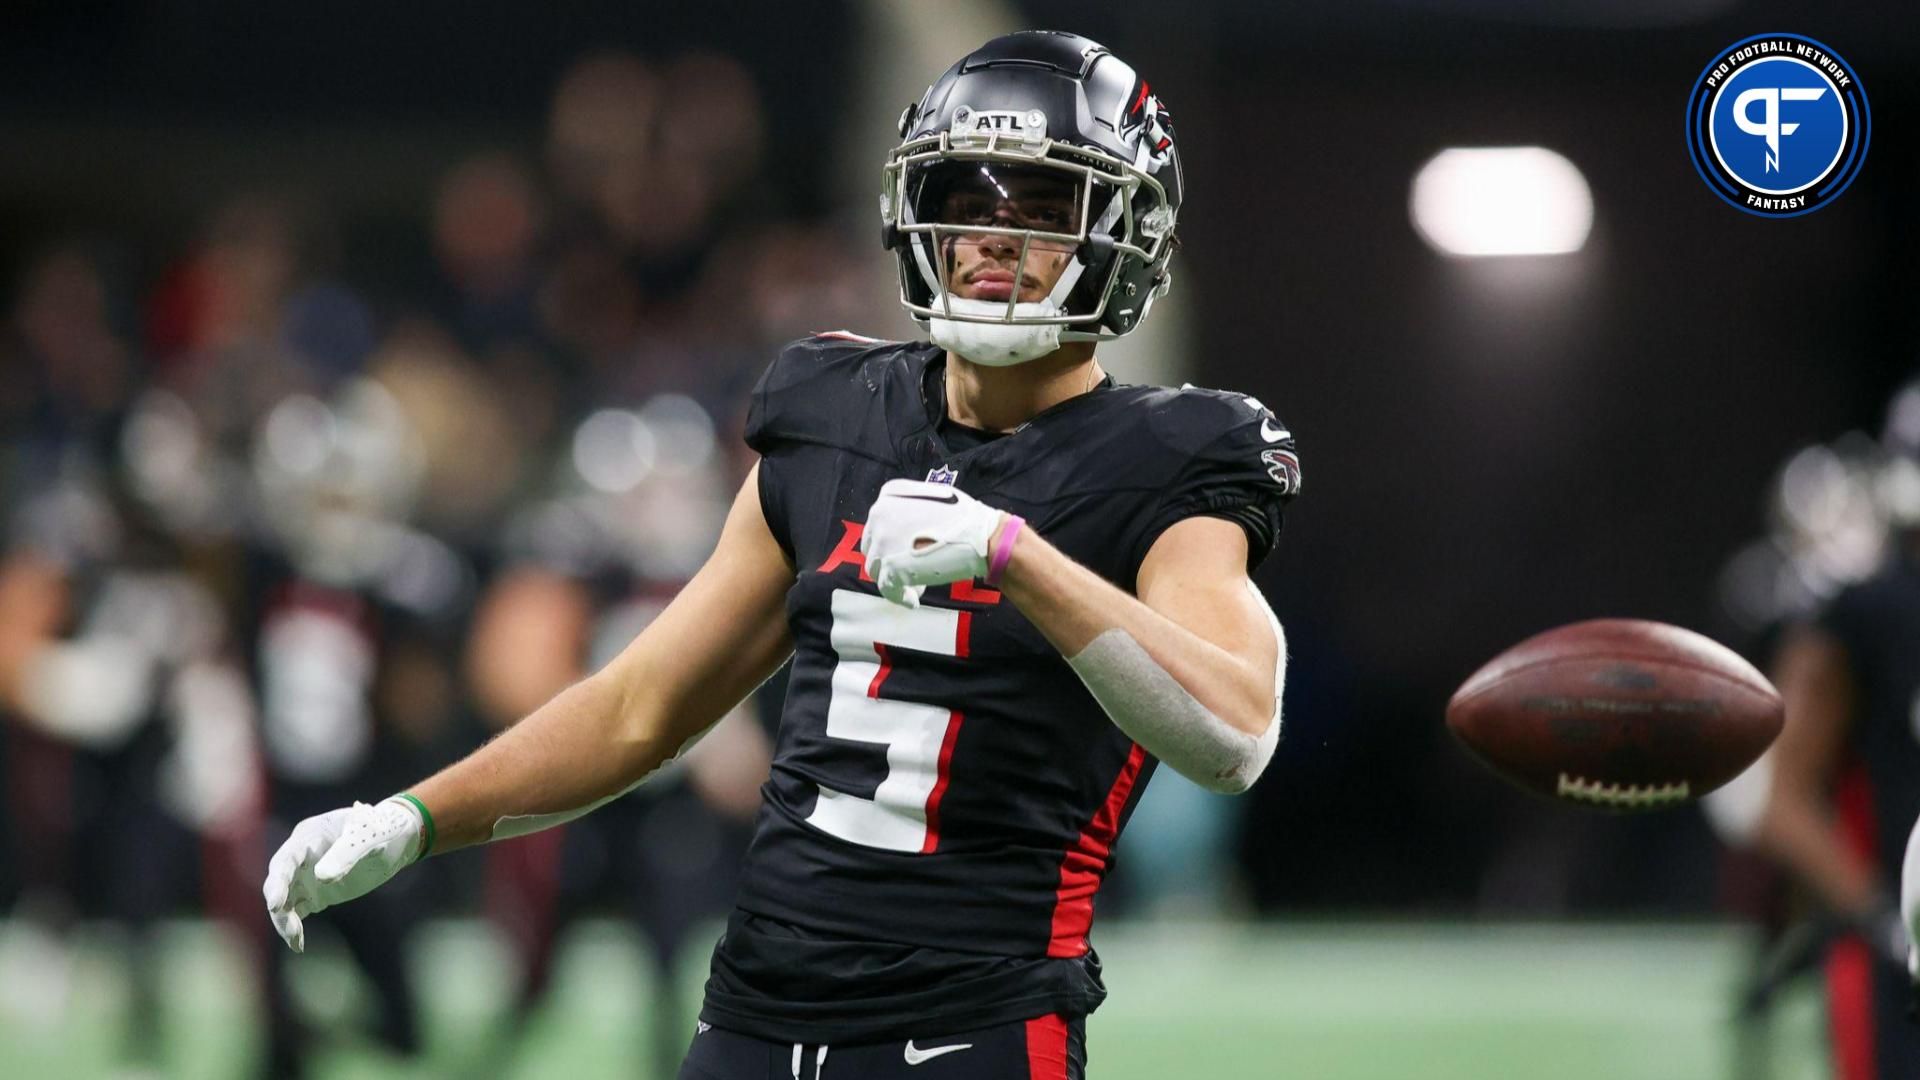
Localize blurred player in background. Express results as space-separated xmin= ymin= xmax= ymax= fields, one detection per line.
xmin=0 ymin=473 xmax=241 ymax=1077
xmin=1731 ymin=381 xmax=1920 ymax=1080
xmin=0 ymin=250 xmax=261 ymax=1078
xmin=263 ymin=30 xmax=1297 ymax=1080
xmin=467 ymin=406 xmax=770 ymax=1080
xmin=245 ymin=367 xmax=483 ymax=1074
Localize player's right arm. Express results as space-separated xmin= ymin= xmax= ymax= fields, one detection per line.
xmin=263 ymin=463 xmax=795 ymax=950
xmin=411 ymin=464 xmax=794 ymax=849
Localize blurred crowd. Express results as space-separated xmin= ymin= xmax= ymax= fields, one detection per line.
xmin=0 ymin=49 xmax=897 ymax=1078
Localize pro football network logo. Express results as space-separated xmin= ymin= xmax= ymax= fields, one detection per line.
xmin=1686 ymin=34 xmax=1869 ymax=218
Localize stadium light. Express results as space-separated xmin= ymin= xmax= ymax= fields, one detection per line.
xmin=1410 ymin=147 xmax=1593 ymax=257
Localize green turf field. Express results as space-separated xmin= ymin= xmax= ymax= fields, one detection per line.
xmin=0 ymin=918 xmax=1832 ymax=1079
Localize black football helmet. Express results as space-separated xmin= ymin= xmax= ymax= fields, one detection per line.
xmin=882 ymin=30 xmax=1183 ymax=342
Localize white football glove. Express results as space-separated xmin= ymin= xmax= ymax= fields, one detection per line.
xmin=860 ymin=478 xmax=1008 ymax=608
xmin=262 ymin=797 xmax=425 ymax=952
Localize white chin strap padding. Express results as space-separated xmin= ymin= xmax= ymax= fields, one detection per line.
xmin=928 ymin=296 xmax=1065 ymax=367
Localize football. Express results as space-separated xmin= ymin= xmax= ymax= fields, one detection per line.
xmin=1446 ymin=619 xmax=1783 ymax=811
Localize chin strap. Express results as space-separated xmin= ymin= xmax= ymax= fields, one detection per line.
xmin=927 ymin=297 xmax=1065 ymax=366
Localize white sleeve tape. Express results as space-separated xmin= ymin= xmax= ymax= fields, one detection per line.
xmin=1065 ymin=583 xmax=1284 ymax=795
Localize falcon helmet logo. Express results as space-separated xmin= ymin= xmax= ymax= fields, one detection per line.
xmin=1126 ymin=79 xmax=1175 ymax=166
xmin=1261 ymin=449 xmax=1301 ymax=496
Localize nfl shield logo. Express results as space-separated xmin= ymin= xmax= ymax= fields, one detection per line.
xmin=926 ymin=465 xmax=959 ymax=485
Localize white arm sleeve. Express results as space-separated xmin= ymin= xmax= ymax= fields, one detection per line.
xmin=1065 ymin=581 xmax=1284 ymax=795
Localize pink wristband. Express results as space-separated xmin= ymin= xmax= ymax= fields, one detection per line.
xmin=985 ymin=514 xmax=1024 ymax=586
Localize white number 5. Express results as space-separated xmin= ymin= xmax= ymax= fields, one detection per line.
xmin=806 ymin=590 xmax=967 ymax=853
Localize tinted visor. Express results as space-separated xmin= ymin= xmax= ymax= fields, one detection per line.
xmin=907 ymin=160 xmax=1093 ymax=238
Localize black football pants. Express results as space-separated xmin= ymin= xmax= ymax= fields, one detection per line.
xmin=677 ymin=1014 xmax=1087 ymax=1080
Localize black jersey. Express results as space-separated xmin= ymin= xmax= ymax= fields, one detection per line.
xmin=700 ymin=334 xmax=1297 ymax=1043
xmin=1818 ymin=555 xmax=1920 ymax=876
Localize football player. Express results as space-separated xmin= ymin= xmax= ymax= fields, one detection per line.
xmin=1754 ymin=388 xmax=1920 ymax=1079
xmin=262 ymin=31 xmax=1297 ymax=1079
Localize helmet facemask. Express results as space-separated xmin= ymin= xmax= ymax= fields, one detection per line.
xmin=883 ymin=121 xmax=1175 ymax=366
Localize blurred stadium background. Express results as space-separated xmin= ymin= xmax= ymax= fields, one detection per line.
xmin=1 ymin=1 xmax=1914 ymax=1077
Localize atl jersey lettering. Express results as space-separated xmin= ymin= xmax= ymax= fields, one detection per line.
xmin=699 ymin=334 xmax=1296 ymax=1043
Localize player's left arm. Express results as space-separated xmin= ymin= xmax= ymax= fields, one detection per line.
xmin=857 ymin=476 xmax=1283 ymax=793
xmin=995 ymin=515 xmax=1282 ymax=792
xmin=860 ymin=393 xmax=1292 ymax=793
xmin=999 ymin=516 xmax=1277 ymax=733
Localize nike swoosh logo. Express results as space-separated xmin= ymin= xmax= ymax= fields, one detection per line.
xmin=1260 ymin=419 xmax=1290 ymax=443
xmin=903 ymin=1040 xmax=974 ymax=1065
xmin=900 ymin=492 xmax=959 ymax=504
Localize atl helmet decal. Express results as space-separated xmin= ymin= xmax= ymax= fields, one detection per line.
xmin=1686 ymin=33 xmax=1870 ymax=218
xmin=950 ymin=106 xmax=1048 ymax=144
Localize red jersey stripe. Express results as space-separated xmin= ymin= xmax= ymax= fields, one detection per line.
xmin=1047 ymin=743 xmax=1148 ymax=958
xmin=1826 ymin=763 xmax=1879 ymax=1080
xmin=1826 ymin=938 xmax=1877 ymax=1080
xmin=1024 ymin=1014 xmax=1071 ymax=1080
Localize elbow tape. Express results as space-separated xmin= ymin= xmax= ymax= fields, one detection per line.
xmin=1065 ymin=582 xmax=1284 ymax=794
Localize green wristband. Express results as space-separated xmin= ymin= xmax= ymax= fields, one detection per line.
xmin=394 ymin=793 xmax=436 ymax=861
